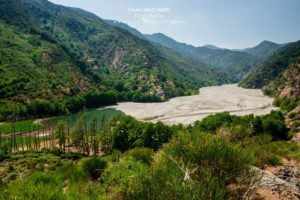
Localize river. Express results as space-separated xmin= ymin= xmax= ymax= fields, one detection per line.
xmin=110 ymin=84 xmax=276 ymax=125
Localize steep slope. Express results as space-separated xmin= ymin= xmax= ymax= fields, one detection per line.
xmin=269 ymin=64 xmax=300 ymax=99
xmin=239 ymin=40 xmax=285 ymax=59
xmin=0 ymin=21 xmax=92 ymax=102
xmin=240 ymin=40 xmax=300 ymax=99
xmin=105 ymin=19 xmax=145 ymax=39
xmin=0 ymin=0 xmax=230 ymax=103
xmin=143 ymin=33 xmax=257 ymax=80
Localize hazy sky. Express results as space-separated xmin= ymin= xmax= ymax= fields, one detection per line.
xmin=49 ymin=0 xmax=300 ymax=49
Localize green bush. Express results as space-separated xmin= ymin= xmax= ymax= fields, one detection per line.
xmin=288 ymin=112 xmax=297 ymax=119
xmin=195 ymin=112 xmax=232 ymax=132
xmin=1 ymin=172 xmax=64 ymax=200
xmin=128 ymin=132 xmax=253 ymax=199
xmin=101 ymin=158 xmax=147 ymax=199
xmin=80 ymin=157 xmax=107 ymax=180
xmin=263 ymin=87 xmax=275 ymax=96
xmin=105 ymin=116 xmax=174 ymax=152
xmin=0 ymin=142 xmax=10 ymax=161
xmin=61 ymin=152 xmax=84 ymax=160
xmin=273 ymin=97 xmax=298 ymax=112
xmin=261 ymin=111 xmax=289 ymax=140
xmin=124 ymin=147 xmax=154 ymax=165
xmin=267 ymin=154 xmax=282 ymax=166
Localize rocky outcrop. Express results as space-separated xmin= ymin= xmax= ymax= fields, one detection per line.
xmin=279 ymin=65 xmax=300 ymax=99
xmin=248 ymin=164 xmax=300 ymax=200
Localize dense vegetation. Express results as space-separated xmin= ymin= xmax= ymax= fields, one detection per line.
xmin=0 ymin=0 xmax=233 ymax=121
xmin=1 ymin=109 xmax=299 ymax=199
xmin=240 ymin=40 xmax=300 ymax=90
xmin=195 ymin=111 xmax=289 ymax=140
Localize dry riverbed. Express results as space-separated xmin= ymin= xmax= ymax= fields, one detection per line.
xmin=110 ymin=84 xmax=276 ymax=125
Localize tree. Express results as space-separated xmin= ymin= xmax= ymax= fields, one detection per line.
xmin=195 ymin=112 xmax=233 ymax=132
xmin=55 ymin=121 xmax=67 ymax=151
xmin=90 ymin=116 xmax=99 ymax=156
xmin=261 ymin=111 xmax=289 ymax=140
xmin=72 ymin=115 xmax=87 ymax=154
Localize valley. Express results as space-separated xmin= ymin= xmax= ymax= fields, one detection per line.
xmin=0 ymin=0 xmax=299 ymax=199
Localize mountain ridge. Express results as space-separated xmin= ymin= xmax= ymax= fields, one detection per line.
xmin=106 ymin=20 xmax=287 ymax=80
xmin=240 ymin=40 xmax=300 ymax=99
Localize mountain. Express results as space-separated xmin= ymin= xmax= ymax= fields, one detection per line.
xmin=107 ymin=20 xmax=291 ymax=81
xmin=202 ymin=44 xmax=222 ymax=50
xmin=145 ymin=33 xmax=260 ymax=80
xmin=0 ymin=0 xmax=231 ymax=108
xmin=240 ymin=40 xmax=300 ymax=99
xmin=239 ymin=40 xmax=285 ymax=59
xmin=106 ymin=22 xmax=258 ymax=80
xmin=104 ymin=19 xmax=145 ymax=39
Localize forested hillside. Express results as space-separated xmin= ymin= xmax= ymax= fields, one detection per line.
xmin=240 ymin=40 xmax=284 ymax=59
xmin=141 ymin=32 xmax=258 ymax=80
xmin=0 ymin=0 xmax=231 ymax=120
xmin=240 ymin=40 xmax=300 ymax=99
xmin=107 ymin=21 xmax=287 ymax=81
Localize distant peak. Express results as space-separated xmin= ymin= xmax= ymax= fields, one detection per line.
xmin=258 ymin=40 xmax=277 ymax=45
xmin=150 ymin=33 xmax=169 ymax=37
xmin=202 ymin=44 xmax=222 ymax=50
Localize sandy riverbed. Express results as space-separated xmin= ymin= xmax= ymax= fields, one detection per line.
xmin=109 ymin=84 xmax=276 ymax=125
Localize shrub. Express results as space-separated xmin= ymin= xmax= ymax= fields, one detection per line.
xmin=0 ymin=142 xmax=10 ymax=161
xmin=288 ymin=112 xmax=297 ymax=119
xmin=195 ymin=112 xmax=232 ymax=132
xmin=61 ymin=152 xmax=84 ymax=160
xmin=105 ymin=116 xmax=174 ymax=152
xmin=2 ymin=172 xmax=63 ymax=200
xmin=80 ymin=157 xmax=107 ymax=180
xmin=48 ymin=148 xmax=63 ymax=156
xmin=267 ymin=154 xmax=282 ymax=166
xmin=261 ymin=111 xmax=289 ymax=140
xmin=124 ymin=147 xmax=154 ymax=165
xmin=128 ymin=132 xmax=253 ymax=199
xmin=263 ymin=87 xmax=275 ymax=96
xmin=101 ymin=158 xmax=148 ymax=199
xmin=273 ymin=97 xmax=298 ymax=112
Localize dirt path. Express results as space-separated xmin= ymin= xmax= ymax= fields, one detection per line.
xmin=111 ymin=84 xmax=276 ymax=124
xmin=33 ymin=118 xmax=51 ymax=125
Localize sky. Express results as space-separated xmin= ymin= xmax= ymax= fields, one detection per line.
xmin=49 ymin=0 xmax=300 ymax=49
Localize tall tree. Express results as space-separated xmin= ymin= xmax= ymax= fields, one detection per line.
xmin=90 ymin=116 xmax=99 ymax=156
xmin=55 ymin=121 xmax=67 ymax=152
xmin=72 ymin=115 xmax=87 ymax=154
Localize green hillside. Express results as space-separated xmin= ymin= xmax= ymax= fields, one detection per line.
xmin=240 ymin=40 xmax=300 ymax=93
xmin=241 ymin=40 xmax=285 ymax=59
xmin=143 ymin=33 xmax=259 ymax=80
xmin=0 ymin=22 xmax=92 ymax=102
xmin=0 ymin=0 xmax=232 ymax=120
